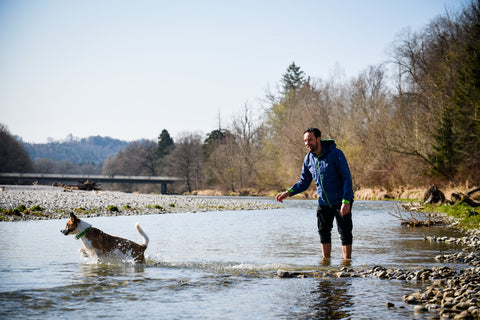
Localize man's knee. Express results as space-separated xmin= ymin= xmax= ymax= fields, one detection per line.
xmin=338 ymin=223 xmax=353 ymax=245
xmin=339 ymin=233 xmax=353 ymax=246
xmin=337 ymin=213 xmax=353 ymax=246
xmin=318 ymin=228 xmax=332 ymax=244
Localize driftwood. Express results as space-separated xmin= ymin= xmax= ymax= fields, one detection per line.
xmin=423 ymin=185 xmax=480 ymax=207
xmin=423 ymin=184 xmax=445 ymax=204
xmin=449 ymin=187 xmax=480 ymax=207
xmin=390 ymin=202 xmax=449 ymax=227
xmin=53 ymin=180 xmax=101 ymax=191
xmin=393 ymin=186 xmax=480 ymax=227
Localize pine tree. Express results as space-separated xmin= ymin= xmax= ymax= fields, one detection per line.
xmin=157 ymin=129 xmax=174 ymax=159
xmin=280 ymin=62 xmax=307 ymax=95
xmin=428 ymin=105 xmax=459 ymax=179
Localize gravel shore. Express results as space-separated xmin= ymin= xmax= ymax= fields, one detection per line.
xmin=0 ymin=185 xmax=281 ymax=221
xmin=277 ymin=230 xmax=480 ymax=319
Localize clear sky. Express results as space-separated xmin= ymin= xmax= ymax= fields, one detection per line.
xmin=0 ymin=0 xmax=464 ymax=143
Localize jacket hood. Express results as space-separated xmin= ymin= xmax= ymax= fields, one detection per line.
xmin=321 ymin=139 xmax=336 ymax=154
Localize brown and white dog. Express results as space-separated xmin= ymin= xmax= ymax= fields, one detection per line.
xmin=61 ymin=213 xmax=149 ymax=263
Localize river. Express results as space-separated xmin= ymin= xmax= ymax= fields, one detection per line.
xmin=0 ymin=200 xmax=465 ymax=319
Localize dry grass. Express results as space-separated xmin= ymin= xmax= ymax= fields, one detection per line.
xmin=354 ymin=187 xmax=425 ymax=200
xmin=188 ymin=184 xmax=476 ymax=202
xmin=354 ymin=185 xmax=474 ymax=201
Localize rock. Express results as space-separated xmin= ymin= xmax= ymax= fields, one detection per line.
xmin=336 ymin=271 xmax=350 ymax=278
xmin=453 ymin=310 xmax=470 ymax=319
xmin=453 ymin=302 xmax=470 ymax=311
xmin=413 ymin=305 xmax=428 ymax=313
xmin=405 ymin=295 xmax=419 ymax=305
xmin=277 ymin=270 xmax=298 ymax=278
xmin=425 ymin=303 xmax=440 ymax=311
xmin=471 ymin=308 xmax=480 ymax=317
xmin=443 ymin=297 xmax=456 ymax=308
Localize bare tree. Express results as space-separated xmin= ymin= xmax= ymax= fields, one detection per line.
xmin=387 ymin=0 xmax=480 ymax=184
xmin=202 ymin=128 xmax=237 ymax=192
xmin=165 ymin=132 xmax=204 ymax=193
xmin=262 ymin=77 xmax=345 ymax=190
xmin=34 ymin=158 xmax=101 ymax=174
xmin=231 ymin=103 xmax=263 ymax=190
xmin=137 ymin=140 xmax=159 ymax=176
xmin=102 ymin=140 xmax=158 ymax=176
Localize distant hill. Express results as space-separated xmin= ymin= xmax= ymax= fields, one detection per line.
xmin=22 ymin=135 xmax=131 ymax=166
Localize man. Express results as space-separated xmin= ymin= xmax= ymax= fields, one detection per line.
xmin=275 ymin=127 xmax=354 ymax=260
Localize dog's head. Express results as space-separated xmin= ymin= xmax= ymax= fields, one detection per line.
xmin=60 ymin=213 xmax=80 ymax=236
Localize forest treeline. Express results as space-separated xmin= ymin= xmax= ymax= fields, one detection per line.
xmin=0 ymin=132 xmax=131 ymax=175
xmin=1 ymin=1 xmax=479 ymax=195
xmin=23 ymin=135 xmax=129 ymax=166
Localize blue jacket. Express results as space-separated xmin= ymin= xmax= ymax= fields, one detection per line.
xmin=289 ymin=140 xmax=354 ymax=207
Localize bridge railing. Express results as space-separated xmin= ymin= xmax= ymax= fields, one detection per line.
xmin=0 ymin=173 xmax=183 ymax=194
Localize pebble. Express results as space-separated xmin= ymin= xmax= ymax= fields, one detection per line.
xmin=413 ymin=305 xmax=428 ymax=313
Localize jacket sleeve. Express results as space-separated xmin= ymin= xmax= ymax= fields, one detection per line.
xmin=289 ymin=155 xmax=313 ymax=196
xmin=335 ymin=149 xmax=354 ymax=202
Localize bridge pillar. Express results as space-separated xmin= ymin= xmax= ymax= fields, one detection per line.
xmin=161 ymin=183 xmax=167 ymax=194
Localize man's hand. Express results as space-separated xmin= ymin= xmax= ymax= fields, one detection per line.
xmin=340 ymin=203 xmax=351 ymax=216
xmin=275 ymin=191 xmax=290 ymax=203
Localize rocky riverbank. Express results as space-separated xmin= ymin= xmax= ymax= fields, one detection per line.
xmin=278 ymin=228 xmax=480 ymax=319
xmin=0 ymin=185 xmax=281 ymax=221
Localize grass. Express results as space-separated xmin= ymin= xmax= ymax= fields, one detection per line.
xmin=0 ymin=204 xmax=47 ymax=220
xmin=30 ymin=205 xmax=44 ymax=212
xmin=145 ymin=204 xmax=165 ymax=210
xmin=106 ymin=205 xmax=119 ymax=212
xmin=419 ymin=202 xmax=480 ymax=229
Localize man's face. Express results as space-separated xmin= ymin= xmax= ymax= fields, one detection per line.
xmin=304 ymin=132 xmax=320 ymax=153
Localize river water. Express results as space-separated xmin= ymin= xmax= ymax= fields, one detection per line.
xmin=0 ymin=200 xmax=465 ymax=319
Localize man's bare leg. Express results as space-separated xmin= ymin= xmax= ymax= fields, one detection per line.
xmin=342 ymin=244 xmax=352 ymax=260
xmin=321 ymin=243 xmax=331 ymax=258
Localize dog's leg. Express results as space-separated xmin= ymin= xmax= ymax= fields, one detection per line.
xmin=78 ymin=248 xmax=89 ymax=257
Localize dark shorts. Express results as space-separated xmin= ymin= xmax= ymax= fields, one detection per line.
xmin=316 ymin=202 xmax=353 ymax=246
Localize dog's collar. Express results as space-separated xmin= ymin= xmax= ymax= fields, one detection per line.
xmin=76 ymin=226 xmax=92 ymax=239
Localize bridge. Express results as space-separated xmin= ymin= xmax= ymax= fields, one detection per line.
xmin=0 ymin=173 xmax=183 ymax=194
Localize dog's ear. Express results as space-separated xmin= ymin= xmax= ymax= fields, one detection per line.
xmin=70 ymin=212 xmax=79 ymax=221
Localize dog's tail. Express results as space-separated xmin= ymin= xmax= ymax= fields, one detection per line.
xmin=135 ymin=223 xmax=149 ymax=247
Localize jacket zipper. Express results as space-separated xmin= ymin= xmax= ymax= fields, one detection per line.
xmin=316 ymin=155 xmax=332 ymax=207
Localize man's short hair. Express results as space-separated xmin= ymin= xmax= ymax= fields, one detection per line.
xmin=304 ymin=127 xmax=321 ymax=139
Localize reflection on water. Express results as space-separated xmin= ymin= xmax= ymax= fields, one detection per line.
xmin=0 ymin=200 xmax=466 ymax=319
xmin=306 ymin=279 xmax=353 ymax=319
xmin=79 ymin=261 xmax=146 ymax=277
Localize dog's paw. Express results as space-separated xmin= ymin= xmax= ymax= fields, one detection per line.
xmin=78 ymin=248 xmax=89 ymax=257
